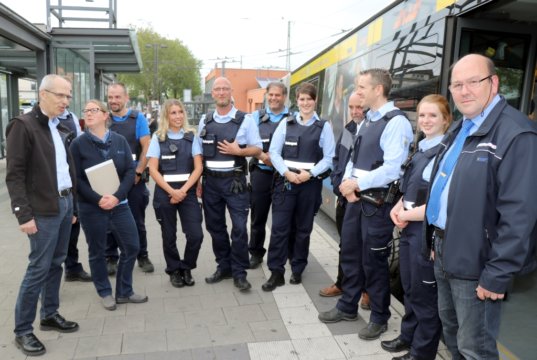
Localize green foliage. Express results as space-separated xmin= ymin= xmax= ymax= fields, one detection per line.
xmin=117 ymin=27 xmax=203 ymax=105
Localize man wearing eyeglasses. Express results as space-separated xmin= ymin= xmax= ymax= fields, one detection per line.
xmin=6 ymin=74 xmax=80 ymax=356
xmin=423 ymin=53 xmax=537 ymax=359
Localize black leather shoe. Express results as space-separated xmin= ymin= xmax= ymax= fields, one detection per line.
xmin=381 ymin=336 xmax=411 ymax=353
xmin=65 ymin=270 xmax=92 ymax=282
xmin=393 ymin=352 xmax=415 ymax=360
xmin=170 ymin=270 xmax=185 ymax=288
xmin=233 ymin=277 xmax=252 ymax=291
xmin=183 ymin=269 xmax=195 ymax=286
xmin=261 ymin=272 xmax=285 ymax=291
xmin=249 ymin=255 xmax=263 ymax=269
xmin=205 ymin=269 xmax=232 ymax=284
xmin=40 ymin=314 xmax=79 ymax=333
xmin=14 ymin=333 xmax=46 ymax=356
xmin=289 ymin=273 xmax=302 ymax=284
xmin=358 ymin=321 xmax=387 ymax=340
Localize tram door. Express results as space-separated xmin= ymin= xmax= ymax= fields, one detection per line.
xmin=450 ymin=18 xmax=537 ymax=360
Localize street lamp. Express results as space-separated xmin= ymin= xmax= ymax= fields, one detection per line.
xmin=146 ymin=43 xmax=167 ymax=104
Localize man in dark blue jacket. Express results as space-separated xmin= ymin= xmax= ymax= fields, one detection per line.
xmin=424 ymin=54 xmax=537 ymax=360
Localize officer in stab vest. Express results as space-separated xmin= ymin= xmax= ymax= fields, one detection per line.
xmin=318 ymin=69 xmax=413 ymax=341
xmin=199 ymin=77 xmax=262 ymax=291
xmin=105 ymin=83 xmax=154 ymax=274
xmin=382 ymin=95 xmax=450 ymax=360
xmin=262 ymin=82 xmax=335 ymax=291
xmin=58 ymin=108 xmax=92 ymax=283
xmin=147 ymin=99 xmax=204 ymax=288
xmin=248 ymin=81 xmax=290 ymax=269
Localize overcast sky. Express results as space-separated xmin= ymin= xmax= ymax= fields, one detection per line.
xmin=3 ymin=0 xmax=394 ymax=77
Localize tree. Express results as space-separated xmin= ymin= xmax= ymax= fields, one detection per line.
xmin=117 ymin=27 xmax=202 ymax=107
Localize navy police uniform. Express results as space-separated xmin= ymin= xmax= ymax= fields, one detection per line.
xmin=152 ymin=132 xmax=203 ymax=275
xmin=106 ymin=110 xmax=150 ymax=262
xmin=397 ymin=139 xmax=442 ymax=360
xmin=200 ymin=110 xmax=258 ymax=280
xmin=337 ymin=109 xmax=411 ymax=326
xmin=248 ymin=109 xmax=289 ymax=260
xmin=267 ymin=114 xmax=332 ymax=276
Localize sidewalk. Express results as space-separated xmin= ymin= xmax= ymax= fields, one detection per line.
xmin=0 ymin=159 xmax=448 ymax=360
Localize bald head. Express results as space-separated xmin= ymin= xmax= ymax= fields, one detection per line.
xmin=212 ymin=77 xmax=233 ymax=111
xmin=450 ymin=54 xmax=499 ymax=119
xmin=348 ymin=91 xmax=365 ymax=123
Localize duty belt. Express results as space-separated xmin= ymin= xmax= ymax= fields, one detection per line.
xmin=203 ymin=168 xmax=244 ymax=178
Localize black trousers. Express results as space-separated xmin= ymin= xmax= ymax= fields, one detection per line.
xmin=248 ymin=168 xmax=274 ymax=258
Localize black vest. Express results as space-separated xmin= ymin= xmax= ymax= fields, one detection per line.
xmin=109 ymin=110 xmax=140 ymax=161
xmin=258 ymin=109 xmax=289 ymax=152
xmin=200 ymin=110 xmax=247 ymax=170
xmin=352 ymin=109 xmax=406 ymax=173
xmin=399 ymin=144 xmax=440 ymax=208
xmin=282 ymin=115 xmax=325 ymax=169
xmin=157 ymin=132 xmax=194 ymax=187
xmin=58 ymin=111 xmax=77 ymax=136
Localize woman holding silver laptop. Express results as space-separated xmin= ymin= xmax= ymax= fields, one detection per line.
xmin=70 ymin=99 xmax=147 ymax=311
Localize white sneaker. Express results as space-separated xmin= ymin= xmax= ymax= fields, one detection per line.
xmin=102 ymin=295 xmax=116 ymax=311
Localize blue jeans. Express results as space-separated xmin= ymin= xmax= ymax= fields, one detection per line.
xmin=434 ymin=240 xmax=502 ymax=360
xmin=79 ymin=202 xmax=139 ymax=298
xmin=105 ymin=181 xmax=149 ymax=260
xmin=14 ymin=195 xmax=73 ymax=336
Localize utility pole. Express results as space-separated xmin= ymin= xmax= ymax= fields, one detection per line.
xmin=146 ymin=43 xmax=167 ymax=105
xmin=286 ymin=20 xmax=291 ymax=71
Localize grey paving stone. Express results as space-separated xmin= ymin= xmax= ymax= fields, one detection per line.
xmin=124 ymin=297 xmax=164 ymax=316
xmin=74 ymin=334 xmax=123 ymax=358
xmin=222 ymin=304 xmax=267 ymax=324
xmin=233 ymin=289 xmax=264 ymax=306
xmin=144 ymin=311 xmax=186 ymax=332
xmin=143 ymin=349 xmax=192 ymax=360
xmin=259 ymin=302 xmax=282 ymax=321
xmin=167 ymin=326 xmax=212 ymax=351
xmin=184 ymin=308 xmax=227 ymax=327
xmin=190 ymin=346 xmax=216 ymax=360
xmin=249 ymin=319 xmax=290 ymax=342
xmin=102 ymin=314 xmax=145 ymax=334
xmin=213 ymin=343 xmax=251 ymax=360
xmin=208 ymin=323 xmax=255 ymax=346
xmin=201 ymin=292 xmax=239 ymax=309
xmin=163 ymin=295 xmax=203 ymax=313
xmin=122 ymin=330 xmax=167 ymax=354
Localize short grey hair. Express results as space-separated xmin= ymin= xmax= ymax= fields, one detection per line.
xmin=39 ymin=74 xmax=71 ymax=91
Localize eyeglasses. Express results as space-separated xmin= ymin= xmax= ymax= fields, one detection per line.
xmin=45 ymin=89 xmax=73 ymax=101
xmin=213 ymin=87 xmax=231 ymax=92
xmin=449 ymin=75 xmax=493 ymax=92
xmin=82 ymin=108 xmax=104 ymax=114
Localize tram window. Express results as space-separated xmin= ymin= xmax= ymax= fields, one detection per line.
xmin=460 ymin=31 xmax=529 ymax=109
